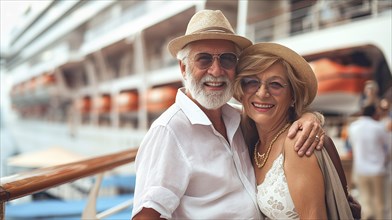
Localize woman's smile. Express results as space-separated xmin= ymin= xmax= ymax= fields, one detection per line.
xmin=252 ymin=101 xmax=275 ymax=112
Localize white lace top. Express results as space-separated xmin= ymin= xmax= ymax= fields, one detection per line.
xmin=256 ymin=154 xmax=299 ymax=219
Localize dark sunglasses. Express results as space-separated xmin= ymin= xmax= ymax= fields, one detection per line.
xmin=189 ymin=52 xmax=238 ymax=70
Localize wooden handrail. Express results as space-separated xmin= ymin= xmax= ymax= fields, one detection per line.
xmin=0 ymin=148 xmax=138 ymax=203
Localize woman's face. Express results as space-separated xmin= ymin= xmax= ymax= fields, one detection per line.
xmin=241 ymin=62 xmax=293 ymax=128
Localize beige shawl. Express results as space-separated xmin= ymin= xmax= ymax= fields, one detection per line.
xmin=315 ymin=149 xmax=354 ymax=219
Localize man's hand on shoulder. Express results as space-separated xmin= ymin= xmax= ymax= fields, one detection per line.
xmin=287 ymin=112 xmax=325 ymax=157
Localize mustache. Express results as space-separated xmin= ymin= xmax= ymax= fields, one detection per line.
xmin=200 ymin=75 xmax=230 ymax=84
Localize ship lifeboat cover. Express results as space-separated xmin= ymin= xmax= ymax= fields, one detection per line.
xmin=309 ymin=58 xmax=372 ymax=114
xmin=93 ymin=95 xmax=111 ymax=114
xmin=146 ymin=86 xmax=177 ymax=113
xmin=75 ymin=97 xmax=91 ymax=113
xmin=116 ymin=91 xmax=139 ymax=112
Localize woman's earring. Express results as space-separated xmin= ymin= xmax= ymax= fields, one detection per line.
xmin=291 ymin=101 xmax=295 ymax=107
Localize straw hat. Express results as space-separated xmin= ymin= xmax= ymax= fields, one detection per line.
xmin=240 ymin=42 xmax=318 ymax=105
xmin=168 ymin=10 xmax=252 ymax=57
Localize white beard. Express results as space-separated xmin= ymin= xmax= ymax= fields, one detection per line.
xmin=184 ymin=68 xmax=233 ymax=110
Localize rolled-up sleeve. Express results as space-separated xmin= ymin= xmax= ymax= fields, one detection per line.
xmin=132 ymin=125 xmax=191 ymax=219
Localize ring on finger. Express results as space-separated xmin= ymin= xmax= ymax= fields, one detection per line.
xmin=315 ymin=135 xmax=320 ymax=141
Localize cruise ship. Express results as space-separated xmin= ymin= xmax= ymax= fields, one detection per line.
xmin=1 ymin=0 xmax=391 ymax=219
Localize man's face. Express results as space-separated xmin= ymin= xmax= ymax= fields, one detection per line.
xmin=182 ymin=40 xmax=237 ymax=110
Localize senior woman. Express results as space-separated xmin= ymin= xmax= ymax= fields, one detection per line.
xmin=233 ymin=43 xmax=354 ymax=219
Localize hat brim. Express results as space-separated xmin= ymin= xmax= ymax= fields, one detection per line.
xmin=241 ymin=43 xmax=318 ymax=105
xmin=168 ymin=33 xmax=252 ymax=57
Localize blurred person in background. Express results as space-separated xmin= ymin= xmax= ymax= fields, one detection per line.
xmin=360 ymin=80 xmax=380 ymax=107
xmin=348 ymin=104 xmax=389 ymax=220
xmin=378 ymin=98 xmax=392 ymax=219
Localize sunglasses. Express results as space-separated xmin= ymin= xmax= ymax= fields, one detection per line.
xmin=189 ymin=52 xmax=238 ymax=70
xmin=241 ymin=77 xmax=288 ymax=96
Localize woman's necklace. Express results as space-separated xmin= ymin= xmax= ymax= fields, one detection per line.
xmin=254 ymin=123 xmax=291 ymax=169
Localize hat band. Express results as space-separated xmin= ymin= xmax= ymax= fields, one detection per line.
xmin=191 ymin=27 xmax=234 ymax=34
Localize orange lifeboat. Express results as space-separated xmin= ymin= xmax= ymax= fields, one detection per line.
xmin=93 ymin=94 xmax=111 ymax=114
xmin=146 ymin=86 xmax=177 ymax=113
xmin=310 ymin=58 xmax=372 ymax=95
xmin=116 ymin=91 xmax=139 ymax=113
xmin=38 ymin=73 xmax=56 ymax=86
xmin=75 ymin=96 xmax=91 ymax=114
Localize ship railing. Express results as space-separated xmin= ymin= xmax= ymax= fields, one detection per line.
xmin=247 ymin=0 xmax=392 ymax=43
xmin=0 ymin=148 xmax=138 ymax=220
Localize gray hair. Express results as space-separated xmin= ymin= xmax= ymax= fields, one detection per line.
xmin=176 ymin=44 xmax=192 ymax=65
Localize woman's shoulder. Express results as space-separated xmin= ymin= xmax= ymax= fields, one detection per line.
xmin=283 ymin=134 xmax=318 ymax=167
